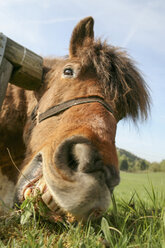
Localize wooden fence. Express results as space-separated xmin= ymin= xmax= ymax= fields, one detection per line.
xmin=0 ymin=33 xmax=43 ymax=109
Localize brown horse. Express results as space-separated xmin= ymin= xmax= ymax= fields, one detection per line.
xmin=0 ymin=17 xmax=150 ymax=220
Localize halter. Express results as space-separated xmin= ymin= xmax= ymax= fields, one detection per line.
xmin=31 ymin=96 xmax=114 ymax=123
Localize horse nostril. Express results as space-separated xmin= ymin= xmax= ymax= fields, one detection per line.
xmin=55 ymin=136 xmax=102 ymax=173
xmin=73 ymin=143 xmax=102 ymax=173
xmin=54 ymin=136 xmax=120 ymax=192
xmin=55 ymin=139 xmax=79 ymax=171
xmin=67 ymin=147 xmax=79 ymax=171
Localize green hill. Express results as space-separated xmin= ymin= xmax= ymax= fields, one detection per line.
xmin=117 ymin=148 xmax=149 ymax=171
xmin=117 ymin=148 xmax=165 ymax=172
xmin=117 ymin=148 xmax=141 ymax=162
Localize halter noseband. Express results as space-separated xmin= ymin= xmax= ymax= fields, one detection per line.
xmin=31 ymin=96 xmax=114 ymax=123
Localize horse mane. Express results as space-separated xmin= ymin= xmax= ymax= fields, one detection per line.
xmin=75 ymin=39 xmax=150 ymax=122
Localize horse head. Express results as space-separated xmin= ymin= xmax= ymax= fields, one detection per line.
xmin=14 ymin=17 xmax=150 ymax=221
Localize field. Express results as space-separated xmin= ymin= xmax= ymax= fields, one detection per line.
xmin=0 ymin=171 xmax=165 ymax=248
xmin=116 ymin=171 xmax=165 ymax=201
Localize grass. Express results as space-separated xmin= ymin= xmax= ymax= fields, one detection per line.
xmin=0 ymin=171 xmax=165 ymax=248
xmin=116 ymin=171 xmax=165 ymax=200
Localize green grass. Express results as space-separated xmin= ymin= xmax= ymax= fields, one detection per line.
xmin=115 ymin=171 xmax=165 ymax=202
xmin=0 ymin=172 xmax=165 ymax=248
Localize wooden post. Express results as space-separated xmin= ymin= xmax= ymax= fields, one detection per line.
xmin=0 ymin=58 xmax=13 ymax=109
xmin=0 ymin=32 xmax=43 ymax=110
xmin=5 ymin=37 xmax=43 ymax=90
xmin=0 ymin=33 xmax=13 ymax=109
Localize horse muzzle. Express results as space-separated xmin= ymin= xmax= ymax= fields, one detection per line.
xmin=14 ymin=135 xmax=120 ymax=221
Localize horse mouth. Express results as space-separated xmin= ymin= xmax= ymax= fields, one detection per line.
xmin=22 ymin=176 xmax=69 ymax=221
xmin=22 ymin=176 xmax=103 ymax=222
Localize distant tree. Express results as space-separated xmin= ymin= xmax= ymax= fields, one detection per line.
xmin=134 ymin=159 xmax=148 ymax=171
xmin=160 ymin=160 xmax=165 ymax=172
xmin=120 ymin=159 xmax=129 ymax=171
xmin=160 ymin=160 xmax=165 ymax=166
xmin=150 ymin=162 xmax=161 ymax=172
xmin=140 ymin=160 xmax=148 ymax=170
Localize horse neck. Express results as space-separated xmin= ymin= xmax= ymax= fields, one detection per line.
xmin=0 ymin=84 xmax=37 ymax=182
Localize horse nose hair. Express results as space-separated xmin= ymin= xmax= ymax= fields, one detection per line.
xmin=55 ymin=136 xmax=103 ymax=173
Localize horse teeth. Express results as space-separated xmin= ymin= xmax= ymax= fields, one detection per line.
xmin=23 ymin=178 xmax=65 ymax=217
xmin=24 ymin=187 xmax=32 ymax=199
xmin=41 ymin=190 xmax=53 ymax=205
xmin=35 ymin=178 xmax=47 ymax=194
xmin=47 ymin=198 xmax=58 ymax=211
xmin=40 ymin=186 xmax=63 ymax=213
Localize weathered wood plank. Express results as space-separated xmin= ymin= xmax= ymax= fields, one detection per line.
xmin=0 ymin=33 xmax=7 ymax=68
xmin=0 ymin=32 xmax=43 ymax=108
xmin=0 ymin=33 xmax=43 ymax=91
xmin=5 ymin=37 xmax=43 ymax=90
xmin=0 ymin=58 xmax=13 ymax=109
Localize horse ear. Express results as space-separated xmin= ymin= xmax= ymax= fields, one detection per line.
xmin=69 ymin=17 xmax=94 ymax=57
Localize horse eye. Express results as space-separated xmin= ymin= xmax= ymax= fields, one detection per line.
xmin=63 ymin=68 xmax=74 ymax=77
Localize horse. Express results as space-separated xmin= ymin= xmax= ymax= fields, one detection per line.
xmin=0 ymin=17 xmax=150 ymax=220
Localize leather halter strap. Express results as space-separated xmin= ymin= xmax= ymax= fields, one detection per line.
xmin=37 ymin=96 xmax=114 ymax=123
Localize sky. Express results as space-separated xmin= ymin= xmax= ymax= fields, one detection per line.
xmin=0 ymin=0 xmax=165 ymax=162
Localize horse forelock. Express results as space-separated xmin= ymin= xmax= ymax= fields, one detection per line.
xmin=70 ymin=39 xmax=151 ymax=122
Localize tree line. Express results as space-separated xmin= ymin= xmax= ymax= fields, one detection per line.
xmin=117 ymin=148 xmax=165 ymax=172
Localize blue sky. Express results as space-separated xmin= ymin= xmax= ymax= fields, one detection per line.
xmin=0 ymin=0 xmax=165 ymax=162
